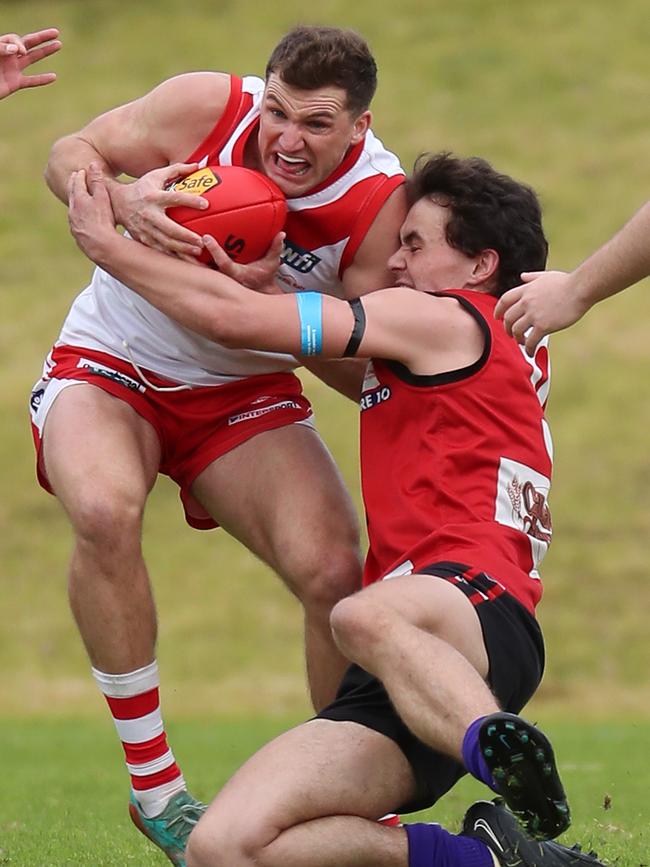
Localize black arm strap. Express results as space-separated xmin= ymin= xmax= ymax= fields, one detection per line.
xmin=342 ymin=298 xmax=367 ymax=357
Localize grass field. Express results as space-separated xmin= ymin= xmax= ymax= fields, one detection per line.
xmin=1 ymin=718 xmax=648 ymax=866
xmin=1 ymin=0 xmax=650 ymax=864
xmin=0 ymin=717 xmax=650 ymax=867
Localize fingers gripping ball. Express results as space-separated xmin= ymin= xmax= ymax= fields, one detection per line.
xmin=167 ymin=166 xmax=287 ymax=265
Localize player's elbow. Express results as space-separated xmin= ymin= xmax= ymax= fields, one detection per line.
xmin=43 ymin=137 xmax=64 ymax=192
xmin=44 ymin=134 xmax=81 ymax=199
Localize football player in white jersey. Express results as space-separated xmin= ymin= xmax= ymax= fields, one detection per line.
xmin=35 ymin=24 xmax=406 ymax=866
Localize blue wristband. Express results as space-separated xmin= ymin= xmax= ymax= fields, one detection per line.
xmin=295 ymin=292 xmax=323 ymax=356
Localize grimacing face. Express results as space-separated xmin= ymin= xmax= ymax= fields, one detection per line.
xmin=257 ymin=74 xmax=370 ymax=197
xmin=387 ymin=198 xmax=485 ymax=293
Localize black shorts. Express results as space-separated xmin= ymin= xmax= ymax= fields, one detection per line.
xmin=316 ymin=561 xmax=545 ymax=814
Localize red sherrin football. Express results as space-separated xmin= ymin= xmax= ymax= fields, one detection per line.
xmin=167 ymin=165 xmax=287 ymax=265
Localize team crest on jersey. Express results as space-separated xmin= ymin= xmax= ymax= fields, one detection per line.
xmin=281 ymin=239 xmax=321 ymax=274
xmin=170 ymin=167 xmax=221 ymax=195
xmin=506 ymin=475 xmax=552 ymax=544
xmin=496 ymin=457 xmax=552 ymax=551
xmin=360 ymin=362 xmax=392 ymax=411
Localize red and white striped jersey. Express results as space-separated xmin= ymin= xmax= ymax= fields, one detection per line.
xmin=360 ymin=289 xmax=553 ymax=615
xmin=58 ymin=75 xmax=405 ymax=386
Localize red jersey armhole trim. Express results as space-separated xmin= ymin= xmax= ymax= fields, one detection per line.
xmin=339 ymin=174 xmax=405 ymax=277
xmin=231 ymin=116 xmax=260 ymax=164
xmin=184 ymin=75 xmax=246 ymax=163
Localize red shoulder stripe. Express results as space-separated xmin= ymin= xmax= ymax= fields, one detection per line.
xmin=285 ymin=175 xmax=403 ymax=252
xmin=339 ymin=174 xmax=405 ymax=276
xmin=184 ymin=75 xmax=249 ymax=164
xmin=231 ymin=115 xmax=260 ymax=165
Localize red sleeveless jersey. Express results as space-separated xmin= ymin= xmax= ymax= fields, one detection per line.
xmin=360 ymin=289 xmax=553 ymax=615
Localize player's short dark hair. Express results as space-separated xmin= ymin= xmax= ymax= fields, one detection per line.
xmin=265 ymin=25 xmax=377 ymax=116
xmin=407 ymin=152 xmax=548 ymax=296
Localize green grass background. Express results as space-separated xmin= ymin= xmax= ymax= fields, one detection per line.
xmin=2 ymin=718 xmax=648 ymax=866
xmin=1 ymin=0 xmax=649 ymax=863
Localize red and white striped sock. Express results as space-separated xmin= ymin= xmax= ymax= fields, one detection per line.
xmin=92 ymin=660 xmax=186 ymax=818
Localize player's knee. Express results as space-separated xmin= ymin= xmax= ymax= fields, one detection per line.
xmin=186 ymin=824 xmax=224 ymax=867
xmin=330 ymin=592 xmax=386 ymax=657
xmin=288 ymin=544 xmax=362 ymax=611
xmin=186 ymin=822 xmax=258 ymax=867
xmin=302 ymin=549 xmax=363 ymax=610
xmin=71 ymin=489 xmax=144 ymax=550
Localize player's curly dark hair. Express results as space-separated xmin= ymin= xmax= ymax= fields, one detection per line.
xmin=265 ymin=25 xmax=377 ymax=116
xmin=407 ymin=152 xmax=548 ymax=297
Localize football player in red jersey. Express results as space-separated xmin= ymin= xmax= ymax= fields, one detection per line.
xmin=68 ymin=153 xmax=606 ymax=867
xmin=495 ymin=197 xmax=650 ymax=353
xmin=35 ymin=25 xmax=405 ymax=864
xmin=0 ymin=28 xmax=61 ymax=100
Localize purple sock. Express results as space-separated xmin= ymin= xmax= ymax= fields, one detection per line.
xmin=405 ymin=822 xmax=493 ymax=867
xmin=462 ymin=717 xmax=499 ymax=792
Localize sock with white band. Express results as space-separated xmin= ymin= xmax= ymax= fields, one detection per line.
xmin=92 ymin=660 xmax=186 ymax=817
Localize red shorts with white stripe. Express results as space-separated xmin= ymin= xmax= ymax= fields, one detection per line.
xmin=30 ymin=345 xmax=314 ymax=529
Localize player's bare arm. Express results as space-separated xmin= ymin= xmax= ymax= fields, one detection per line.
xmin=69 ymin=167 xmax=483 ymax=373
xmin=495 ymin=198 xmax=650 ymax=353
xmin=301 ymin=183 xmax=409 ymax=398
xmin=45 ymin=72 xmax=232 ymax=255
xmin=208 ymin=182 xmax=410 ymax=401
xmin=68 ymin=170 xmax=350 ymax=354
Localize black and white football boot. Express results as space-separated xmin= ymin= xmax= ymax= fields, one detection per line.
xmin=462 ymin=800 xmax=605 ymax=867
